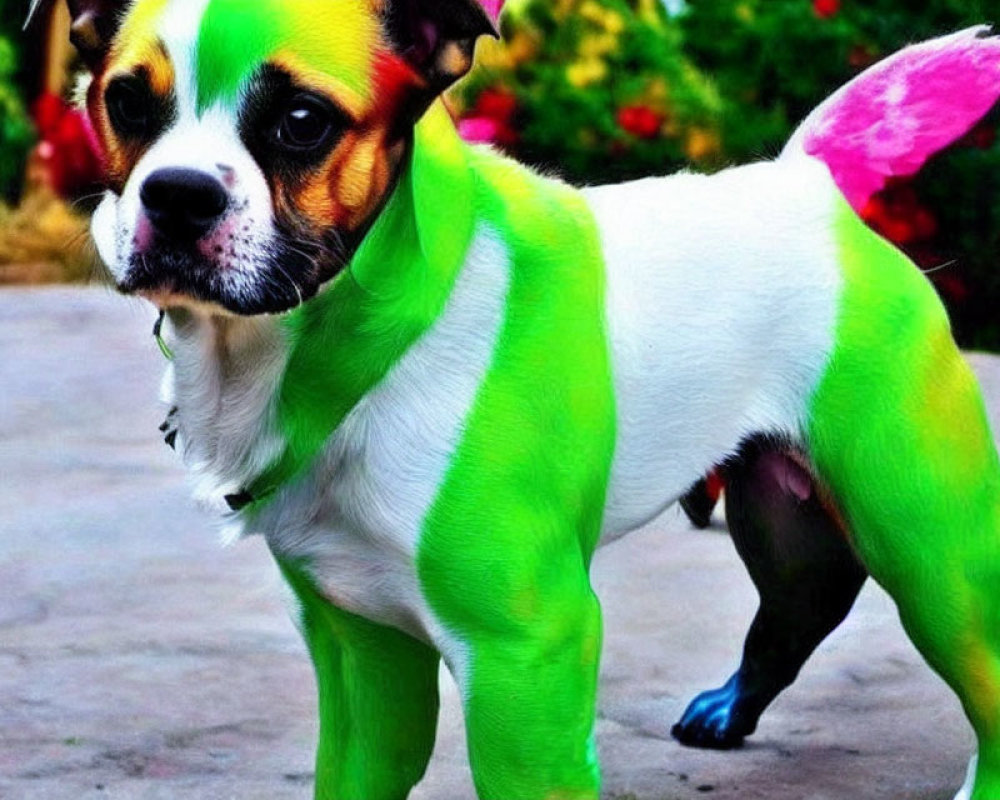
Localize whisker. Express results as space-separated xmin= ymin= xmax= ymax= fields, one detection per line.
xmin=920 ymin=259 xmax=958 ymax=276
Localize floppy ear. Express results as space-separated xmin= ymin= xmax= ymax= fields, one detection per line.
xmin=25 ymin=0 xmax=126 ymax=72
xmin=383 ymin=0 xmax=499 ymax=96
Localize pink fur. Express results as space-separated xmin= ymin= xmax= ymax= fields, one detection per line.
xmin=481 ymin=0 xmax=504 ymax=24
xmin=784 ymin=26 xmax=1000 ymax=212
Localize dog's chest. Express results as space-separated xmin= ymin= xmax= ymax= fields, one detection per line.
xmin=164 ymin=312 xmax=287 ymax=514
xmin=171 ymin=228 xmax=511 ymax=638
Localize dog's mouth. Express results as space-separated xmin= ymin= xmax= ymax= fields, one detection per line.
xmin=118 ymin=237 xmax=335 ymax=316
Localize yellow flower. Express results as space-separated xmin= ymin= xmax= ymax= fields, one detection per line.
xmin=579 ymin=0 xmax=604 ymax=24
xmin=579 ymin=32 xmax=618 ymax=59
xmin=735 ymin=2 xmax=754 ymax=23
xmin=567 ymin=58 xmax=608 ymax=88
xmin=644 ymin=77 xmax=669 ymax=104
xmin=506 ymin=30 xmax=540 ymax=66
xmin=602 ymin=10 xmax=625 ymax=34
xmin=634 ymin=0 xmax=662 ymax=28
xmin=554 ymin=0 xmax=576 ymax=20
xmin=685 ymin=127 xmax=722 ymax=161
xmin=578 ymin=1 xmax=622 ymax=33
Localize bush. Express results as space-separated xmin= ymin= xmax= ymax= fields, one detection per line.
xmin=454 ymin=0 xmax=1000 ymax=350
xmin=0 ymin=33 xmax=34 ymax=203
xmin=455 ymin=0 xmax=724 ymax=183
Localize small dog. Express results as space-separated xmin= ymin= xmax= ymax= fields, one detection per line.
xmin=30 ymin=0 xmax=1000 ymax=797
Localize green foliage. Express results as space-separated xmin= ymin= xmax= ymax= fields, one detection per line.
xmin=0 ymin=28 xmax=34 ymax=202
xmin=457 ymin=0 xmax=724 ymax=183
xmin=679 ymin=0 xmax=993 ymax=160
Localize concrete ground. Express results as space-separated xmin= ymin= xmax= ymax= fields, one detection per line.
xmin=1 ymin=285 xmax=994 ymax=800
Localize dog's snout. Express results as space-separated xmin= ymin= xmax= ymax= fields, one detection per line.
xmin=140 ymin=168 xmax=229 ymax=242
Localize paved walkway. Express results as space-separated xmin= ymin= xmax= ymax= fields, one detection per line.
xmin=2 ymin=286 xmax=995 ymax=799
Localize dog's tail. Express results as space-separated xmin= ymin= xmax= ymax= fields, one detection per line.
xmin=782 ymin=26 xmax=1000 ymax=213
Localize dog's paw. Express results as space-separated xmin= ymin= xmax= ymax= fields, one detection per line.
xmin=671 ymin=674 xmax=757 ymax=750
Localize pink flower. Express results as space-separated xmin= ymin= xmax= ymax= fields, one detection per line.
xmin=458 ymin=117 xmax=502 ymax=144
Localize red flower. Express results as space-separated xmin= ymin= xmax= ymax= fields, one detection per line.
xmin=932 ymin=273 xmax=969 ymax=304
xmin=848 ymin=44 xmax=877 ymax=70
xmin=958 ymin=122 xmax=996 ymax=150
xmin=813 ymin=0 xmax=840 ymax=19
xmin=31 ymin=92 xmax=104 ymax=198
xmin=861 ymin=181 xmax=937 ymax=247
xmin=474 ymin=88 xmax=519 ymax=122
xmin=459 ymin=88 xmax=519 ymax=146
xmin=616 ymin=105 xmax=662 ymax=139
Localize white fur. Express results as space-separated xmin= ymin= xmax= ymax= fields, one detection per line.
xmin=954 ymin=753 xmax=978 ymax=800
xmin=158 ymin=0 xmax=213 ymax=117
xmin=90 ymin=0 xmax=283 ymax=308
xmin=159 ymin=310 xmax=287 ymax=519
xmin=586 ymin=154 xmax=842 ymax=538
xmin=236 ymin=228 xmax=510 ymax=681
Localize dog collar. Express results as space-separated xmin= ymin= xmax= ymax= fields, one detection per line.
xmin=153 ymin=310 xmax=175 ymax=361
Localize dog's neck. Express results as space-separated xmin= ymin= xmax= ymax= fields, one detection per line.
xmin=162 ymin=305 xmax=287 ymax=511
xmin=161 ymin=102 xmax=480 ymax=512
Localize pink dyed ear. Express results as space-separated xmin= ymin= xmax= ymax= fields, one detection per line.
xmin=480 ymin=0 xmax=505 ymax=23
xmin=785 ymin=26 xmax=1000 ymax=212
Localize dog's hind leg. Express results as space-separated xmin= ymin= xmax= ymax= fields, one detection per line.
xmin=810 ymin=358 xmax=1000 ymax=798
xmin=806 ymin=214 xmax=1000 ymax=797
xmin=278 ymin=561 xmax=440 ymax=800
xmin=672 ymin=436 xmax=867 ymax=749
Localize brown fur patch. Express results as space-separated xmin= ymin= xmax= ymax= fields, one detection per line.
xmin=92 ymin=39 xmax=175 ymax=192
xmin=272 ymin=51 xmax=421 ymax=240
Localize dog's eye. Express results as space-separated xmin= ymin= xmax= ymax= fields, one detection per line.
xmin=275 ymin=94 xmax=338 ymax=152
xmin=106 ymin=77 xmax=154 ymax=138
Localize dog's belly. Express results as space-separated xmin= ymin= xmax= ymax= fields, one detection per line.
xmin=585 ymin=156 xmax=844 ymax=539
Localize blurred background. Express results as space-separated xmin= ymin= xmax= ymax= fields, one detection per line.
xmin=2 ymin=0 xmax=1000 ymax=346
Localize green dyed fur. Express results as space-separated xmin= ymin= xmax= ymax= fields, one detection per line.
xmin=267 ymin=104 xmax=616 ymax=798
xmin=248 ymin=105 xmax=476 ymax=504
xmin=417 ymin=145 xmax=615 ymax=798
xmin=196 ymin=0 xmax=374 ymax=113
xmin=279 ymin=559 xmax=441 ymax=798
xmin=808 ymin=199 xmax=1000 ymax=798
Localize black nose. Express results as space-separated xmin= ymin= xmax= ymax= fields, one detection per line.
xmin=140 ymin=168 xmax=229 ymax=242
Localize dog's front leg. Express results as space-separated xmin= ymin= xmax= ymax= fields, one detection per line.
xmin=279 ymin=560 xmax=440 ymax=800
xmin=422 ymin=538 xmax=604 ymax=800
xmin=461 ymin=590 xmax=602 ymax=800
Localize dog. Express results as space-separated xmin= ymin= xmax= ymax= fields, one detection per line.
xmin=28 ymin=0 xmax=1000 ymax=797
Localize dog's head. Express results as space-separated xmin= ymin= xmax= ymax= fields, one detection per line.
xmin=32 ymin=0 xmax=496 ymax=314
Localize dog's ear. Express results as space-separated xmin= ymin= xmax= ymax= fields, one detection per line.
xmin=25 ymin=0 xmax=126 ymax=72
xmin=382 ymin=0 xmax=499 ymax=96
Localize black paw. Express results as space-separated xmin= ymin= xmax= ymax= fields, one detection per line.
xmin=671 ymin=674 xmax=757 ymax=750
